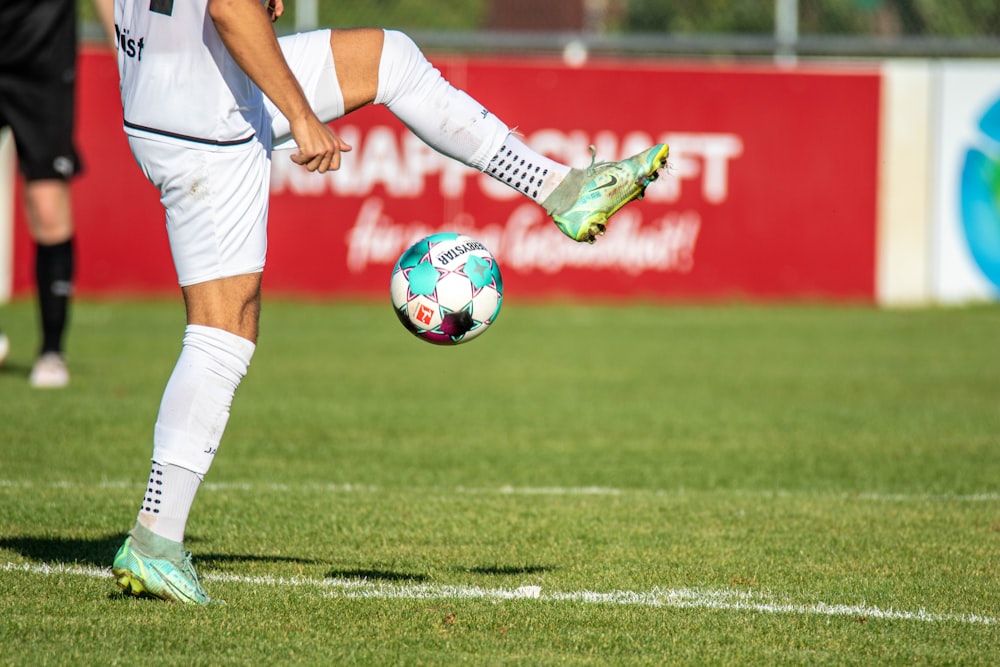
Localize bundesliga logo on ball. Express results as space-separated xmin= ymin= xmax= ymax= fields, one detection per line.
xmin=390 ymin=233 xmax=504 ymax=345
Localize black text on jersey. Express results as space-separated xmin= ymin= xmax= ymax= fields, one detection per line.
xmin=115 ymin=24 xmax=145 ymax=61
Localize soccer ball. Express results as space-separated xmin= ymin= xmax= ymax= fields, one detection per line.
xmin=390 ymin=233 xmax=504 ymax=345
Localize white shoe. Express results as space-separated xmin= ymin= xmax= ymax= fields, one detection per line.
xmin=30 ymin=352 xmax=70 ymax=388
xmin=0 ymin=332 xmax=9 ymax=366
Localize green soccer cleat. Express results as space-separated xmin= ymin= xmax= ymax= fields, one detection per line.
xmin=547 ymin=143 xmax=670 ymax=244
xmin=112 ymin=535 xmax=212 ymax=605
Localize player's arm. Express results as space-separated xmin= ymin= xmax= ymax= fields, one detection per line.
xmin=91 ymin=0 xmax=117 ymax=49
xmin=207 ymin=0 xmax=351 ymax=172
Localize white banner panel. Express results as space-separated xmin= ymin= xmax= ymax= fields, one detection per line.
xmin=933 ymin=61 xmax=1000 ymax=303
xmin=877 ymin=60 xmax=932 ymax=307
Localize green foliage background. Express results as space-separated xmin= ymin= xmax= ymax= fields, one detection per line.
xmin=79 ymin=0 xmax=1000 ymax=37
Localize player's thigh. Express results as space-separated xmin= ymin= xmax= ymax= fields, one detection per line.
xmin=269 ymin=28 xmax=383 ymax=144
xmin=269 ymin=30 xmax=342 ymax=144
xmin=127 ymin=136 xmax=270 ymax=288
xmin=327 ymin=28 xmax=383 ymax=113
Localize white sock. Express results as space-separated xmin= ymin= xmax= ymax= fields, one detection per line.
xmin=139 ymin=324 xmax=255 ymax=542
xmin=484 ymin=134 xmax=569 ymax=204
xmin=376 ymin=27 xmax=568 ymax=203
xmin=136 ymin=461 xmax=202 ymax=543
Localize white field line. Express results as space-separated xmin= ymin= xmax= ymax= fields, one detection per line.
xmin=2 ymin=561 xmax=995 ymax=626
xmin=0 ymin=479 xmax=998 ymax=502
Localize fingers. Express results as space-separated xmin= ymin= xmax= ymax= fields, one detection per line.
xmin=291 ymin=149 xmax=338 ymax=173
xmin=290 ymin=133 xmax=353 ymax=174
xmin=265 ymin=0 xmax=282 ymax=22
xmin=286 ymin=114 xmax=353 ymax=173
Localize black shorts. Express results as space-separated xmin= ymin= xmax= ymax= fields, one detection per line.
xmin=0 ymin=0 xmax=82 ymax=181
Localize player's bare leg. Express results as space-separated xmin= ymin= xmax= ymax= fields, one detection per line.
xmin=24 ymin=180 xmax=72 ymax=245
xmin=329 ymin=28 xmax=382 ymax=113
xmin=182 ymin=273 xmax=263 ymax=342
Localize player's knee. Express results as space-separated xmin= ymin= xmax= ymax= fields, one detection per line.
xmin=375 ymin=29 xmax=438 ymax=108
xmin=24 ymin=180 xmax=73 ymax=244
xmin=182 ymin=274 xmax=262 ymax=341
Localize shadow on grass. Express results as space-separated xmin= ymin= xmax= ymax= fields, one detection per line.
xmin=461 ymin=564 xmax=556 ymax=576
xmin=324 ymin=564 xmax=557 ymax=582
xmin=197 ymin=552 xmax=324 ymax=567
xmin=0 ymin=361 xmax=31 ymax=379
xmin=327 ymin=568 xmax=429 ymax=583
xmin=0 ymin=534 xmax=322 ymax=568
xmin=0 ymin=534 xmax=125 ymax=566
xmin=3 ymin=535 xmax=554 ymax=591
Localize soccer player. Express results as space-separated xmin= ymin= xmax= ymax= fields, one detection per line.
xmin=109 ymin=0 xmax=668 ymax=603
xmin=0 ymin=0 xmax=115 ymax=387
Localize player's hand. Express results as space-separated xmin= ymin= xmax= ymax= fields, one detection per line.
xmin=264 ymin=0 xmax=283 ymax=22
xmin=288 ymin=116 xmax=353 ymax=173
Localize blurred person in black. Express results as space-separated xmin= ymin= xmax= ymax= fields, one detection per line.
xmin=0 ymin=0 xmax=114 ymax=386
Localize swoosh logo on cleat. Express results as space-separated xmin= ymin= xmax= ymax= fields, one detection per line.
xmin=592 ymin=175 xmax=618 ymax=191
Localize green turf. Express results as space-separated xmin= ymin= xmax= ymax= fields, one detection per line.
xmin=1 ymin=299 xmax=998 ymax=665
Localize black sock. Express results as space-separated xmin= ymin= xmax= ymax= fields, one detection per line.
xmin=35 ymin=238 xmax=74 ymax=355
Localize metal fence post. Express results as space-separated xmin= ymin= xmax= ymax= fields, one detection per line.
xmin=295 ymin=0 xmax=318 ymax=31
xmin=775 ymin=0 xmax=799 ymax=64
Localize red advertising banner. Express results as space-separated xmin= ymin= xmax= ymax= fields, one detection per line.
xmin=11 ymin=49 xmax=880 ymax=301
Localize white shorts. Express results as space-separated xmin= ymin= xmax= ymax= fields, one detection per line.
xmin=129 ymin=29 xmax=345 ymax=287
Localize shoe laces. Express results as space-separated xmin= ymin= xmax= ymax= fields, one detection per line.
xmin=582 ymin=145 xmax=640 ymax=184
xmin=180 ymin=552 xmax=204 ymax=585
xmin=582 ymin=145 xmax=609 ymax=175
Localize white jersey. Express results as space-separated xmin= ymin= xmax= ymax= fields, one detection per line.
xmin=115 ymin=0 xmax=267 ymax=146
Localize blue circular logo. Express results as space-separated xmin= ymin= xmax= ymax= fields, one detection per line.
xmin=960 ymin=97 xmax=1000 ymax=290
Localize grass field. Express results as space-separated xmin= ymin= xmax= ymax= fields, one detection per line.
xmin=1 ymin=298 xmax=998 ymax=665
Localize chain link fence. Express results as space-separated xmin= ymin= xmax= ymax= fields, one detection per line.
xmin=82 ymin=0 xmax=1000 ymax=56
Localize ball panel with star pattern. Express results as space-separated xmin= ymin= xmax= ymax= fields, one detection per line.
xmin=390 ymin=233 xmax=503 ymax=346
